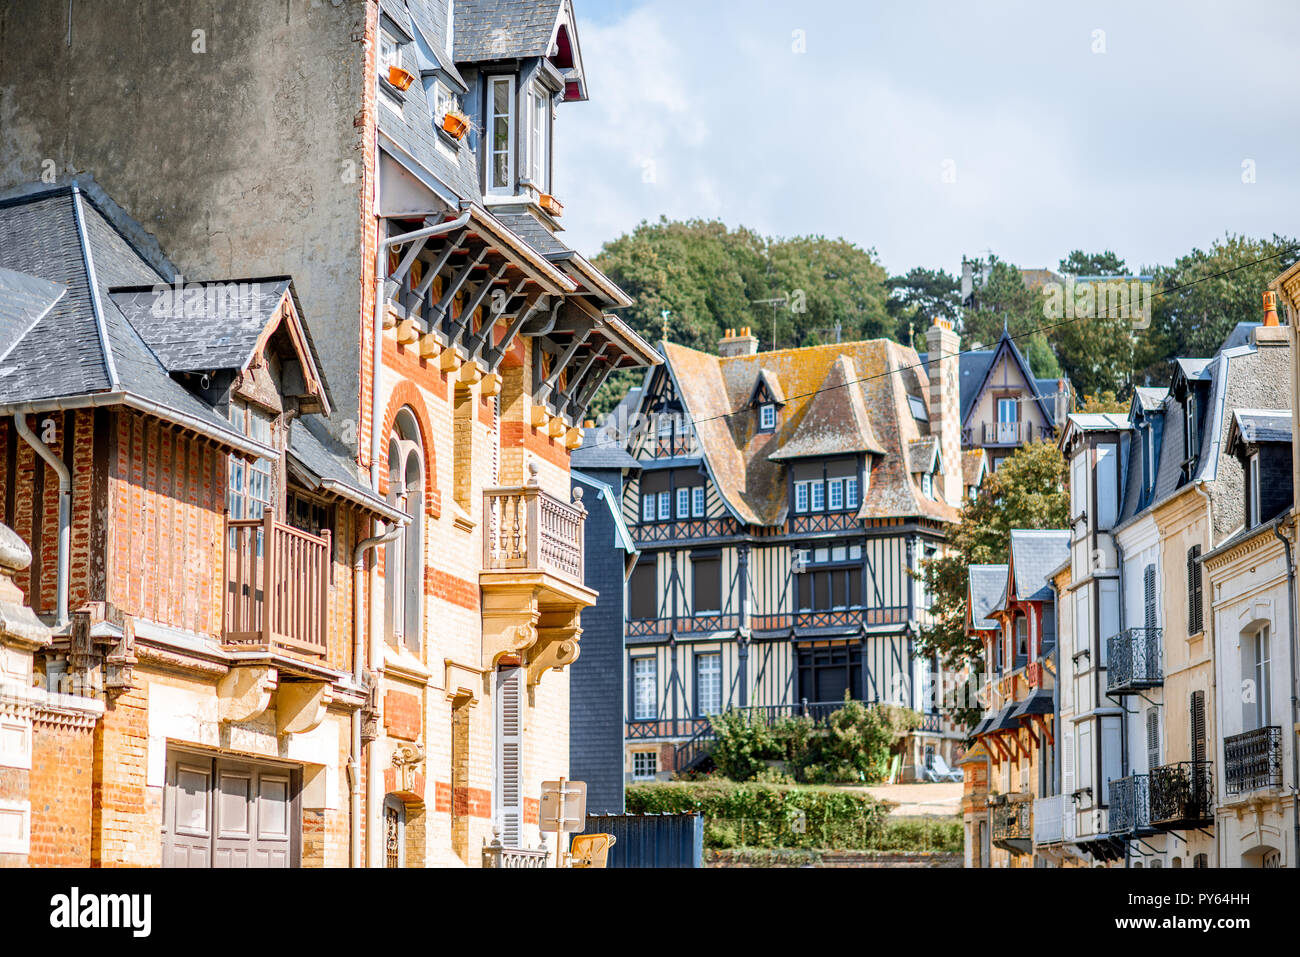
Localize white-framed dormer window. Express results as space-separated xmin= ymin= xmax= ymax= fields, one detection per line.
xmin=657 ymin=490 xmax=671 ymax=521
xmin=810 ymin=481 xmax=825 ymax=511
xmin=845 ymin=476 xmax=860 ymax=509
xmin=692 ymin=485 xmax=706 ymax=518
xmin=828 ymin=478 xmax=844 ymax=510
xmin=759 ymin=403 xmax=777 ymax=430
xmin=1248 ymin=452 xmax=1261 ymax=527
xmin=529 ymin=87 xmax=549 ymax=192
xmin=487 ymin=75 xmax=516 ymax=194
xmin=794 ymin=481 xmax=810 ymax=513
xmin=379 ymin=32 xmax=400 ymax=78
xmin=676 ymin=487 xmax=690 ymax=519
xmin=921 ymin=472 xmax=934 ymax=499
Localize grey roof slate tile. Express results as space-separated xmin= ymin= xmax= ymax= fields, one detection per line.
xmin=968 ymin=563 xmax=1008 ymax=631
xmin=453 ymin=0 xmax=564 ymax=61
xmin=0 ymin=266 xmax=65 ymax=358
xmin=1009 ymin=529 xmax=1070 ymax=603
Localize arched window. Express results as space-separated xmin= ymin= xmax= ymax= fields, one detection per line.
xmin=385 ymin=408 xmax=424 ymax=651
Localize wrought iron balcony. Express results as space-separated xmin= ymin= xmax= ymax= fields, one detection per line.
xmin=1106 ymin=628 xmax=1162 ymax=694
xmin=1149 ymin=761 xmax=1213 ymax=830
xmin=224 ymin=514 xmax=331 ymax=656
xmin=1224 ymin=726 xmax=1283 ymax=795
xmin=1108 ymin=774 xmax=1153 ymax=835
xmin=991 ymin=800 xmax=1032 ymax=854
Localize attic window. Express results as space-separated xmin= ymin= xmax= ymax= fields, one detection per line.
xmin=908 ymin=395 xmax=928 ymax=423
xmin=921 ymin=472 xmax=934 ymax=499
xmin=1248 ymin=452 xmax=1260 ymax=528
xmin=759 ymin=403 xmax=776 ymax=431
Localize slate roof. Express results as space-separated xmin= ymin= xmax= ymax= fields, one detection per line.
xmin=906 ymin=435 xmax=939 ymax=473
xmin=0 ymin=266 xmax=65 ymax=354
xmin=963 ymin=448 xmax=987 ymax=488
xmin=288 ymin=418 xmax=408 ymax=522
xmin=1008 ymin=529 xmax=1070 ymax=603
xmin=571 ymin=427 xmax=642 ymax=470
xmin=492 ymin=209 xmax=571 ymax=257
xmin=968 ymin=564 xmax=1009 ymax=631
xmin=1010 ymin=687 xmax=1054 ymax=719
xmin=453 ymin=0 xmax=565 ymax=61
xmin=572 ymin=468 xmax=637 ymax=555
xmin=660 ymin=338 xmax=961 ymax=526
xmin=1226 ymin=409 xmax=1292 ymax=459
xmin=959 ymin=328 xmax=1059 ymax=430
xmin=109 ymin=279 xmax=292 ymax=374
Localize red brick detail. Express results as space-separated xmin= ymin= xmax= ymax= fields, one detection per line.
xmin=453 ymin=786 xmax=492 ymax=819
xmin=424 ymin=567 xmax=479 ymax=610
xmin=383 ymin=768 xmax=426 ymax=804
xmin=434 ymin=780 xmax=453 ymax=813
xmin=384 ymin=337 xmax=449 ymax=401
xmin=383 ymin=689 xmax=422 ymax=741
xmin=500 ymin=420 xmax=570 ymax=470
xmin=523 ymin=796 xmax=539 ymax=826
xmin=377 ymin=380 xmax=441 ymax=517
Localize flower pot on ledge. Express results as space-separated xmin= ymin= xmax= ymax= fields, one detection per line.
xmin=442 ymin=111 xmax=470 ymax=140
xmin=388 ymin=65 xmax=416 ymax=91
xmin=539 ymin=193 xmax=564 ymax=217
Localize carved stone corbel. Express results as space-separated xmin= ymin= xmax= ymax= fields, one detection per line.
xmin=218 ymin=664 xmax=278 ymax=723
xmin=387 ymin=743 xmax=427 ymax=803
xmin=276 ymin=679 xmax=334 ymax=735
xmin=526 ymin=626 xmax=581 ymax=687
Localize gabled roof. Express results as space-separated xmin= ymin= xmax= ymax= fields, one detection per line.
xmin=906 ymin=435 xmax=939 ymax=474
xmin=453 ymin=0 xmax=566 ymax=60
xmin=1008 ymin=529 xmax=1070 ymax=603
xmin=0 ymin=186 xmax=272 ymax=456
xmin=960 ymin=327 xmax=1058 ymax=430
xmin=767 ymin=355 xmax=885 ymax=463
xmin=968 ymin=564 xmax=1009 ymax=631
xmin=656 ymin=338 xmax=958 ymax=526
xmin=1227 ymin=409 xmax=1292 ymax=456
xmin=750 ymin=368 xmax=786 ymax=406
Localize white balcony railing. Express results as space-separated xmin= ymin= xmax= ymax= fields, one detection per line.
xmin=1033 ymin=795 xmax=1064 ymax=845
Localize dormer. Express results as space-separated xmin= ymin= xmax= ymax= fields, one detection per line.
xmin=378 ymin=12 xmax=417 ymax=118
xmin=1170 ymin=358 xmax=1212 ymax=485
xmin=908 ymin=437 xmax=941 ymax=500
xmin=1226 ymin=410 xmax=1293 ymax=530
xmin=454 ymin=0 xmax=588 ymax=213
xmin=747 ymin=364 xmax=785 ymax=433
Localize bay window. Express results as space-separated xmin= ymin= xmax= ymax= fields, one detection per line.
xmin=529 ymin=87 xmax=549 ymax=190
xmin=488 ymin=75 xmax=515 ymax=194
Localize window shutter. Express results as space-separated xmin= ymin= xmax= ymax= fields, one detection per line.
xmin=1190 ymin=690 xmax=1206 ymax=765
xmin=495 ymin=667 xmax=524 ymax=848
xmin=1186 ymin=546 xmax=1203 ymax=634
xmin=1146 ymin=708 xmax=1160 ymax=772
xmin=1143 ymin=564 xmax=1157 ymax=631
xmin=1062 ymin=731 xmax=1075 ymax=796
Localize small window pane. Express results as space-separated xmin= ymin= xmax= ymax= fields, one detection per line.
xmin=692 ymin=486 xmax=705 ymax=517
xmin=676 ymin=488 xmax=690 ymax=518
xmin=657 ymin=491 xmax=671 ymax=520
xmin=828 ymin=479 xmax=843 ymax=510
xmin=642 ymin=495 xmax=655 ymax=521
xmin=845 ymin=477 xmax=859 ymax=508
xmin=811 ymin=482 xmax=825 ymax=511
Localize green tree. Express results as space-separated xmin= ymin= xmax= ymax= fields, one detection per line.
xmin=1058 ymin=249 xmax=1126 ymax=277
xmin=915 ymin=441 xmax=1069 ymax=726
xmin=886 ymin=266 xmax=961 ymax=347
xmin=1048 ymin=250 xmax=1141 ymax=399
xmin=1140 ymin=233 xmax=1300 ymax=381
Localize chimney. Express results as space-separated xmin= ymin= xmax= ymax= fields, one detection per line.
xmin=1252 ymin=290 xmax=1288 ymax=348
xmin=718 ymin=326 xmax=759 ymax=357
xmin=1054 ymin=378 xmax=1069 ymax=427
xmin=925 ymin=316 xmax=962 ymax=507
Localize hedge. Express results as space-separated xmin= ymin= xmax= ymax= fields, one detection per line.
xmin=626 ymin=780 xmax=890 ymax=850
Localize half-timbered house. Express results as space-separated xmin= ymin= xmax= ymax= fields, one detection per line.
xmin=617 ymin=319 xmax=970 ymax=780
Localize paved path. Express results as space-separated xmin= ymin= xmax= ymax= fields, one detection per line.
xmin=857 ymin=781 xmax=962 ymax=817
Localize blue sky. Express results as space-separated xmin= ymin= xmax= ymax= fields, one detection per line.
xmin=555 ymin=0 xmax=1300 ymax=276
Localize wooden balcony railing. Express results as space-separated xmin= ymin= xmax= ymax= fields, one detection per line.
xmin=483 ymin=480 xmax=585 ymax=582
xmin=224 ymin=513 xmax=331 ymax=657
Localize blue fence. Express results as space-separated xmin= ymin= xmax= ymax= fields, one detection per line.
xmin=584 ymin=812 xmax=703 ymax=868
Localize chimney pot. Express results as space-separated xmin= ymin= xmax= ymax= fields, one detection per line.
xmin=1263 ymin=290 xmax=1281 ymax=327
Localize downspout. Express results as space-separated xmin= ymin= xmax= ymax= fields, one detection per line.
xmin=367 ymin=177 xmax=468 ymax=867
xmin=15 ymin=414 xmax=70 ymax=627
xmin=350 ymin=521 xmax=404 ymax=868
xmin=1271 ymin=514 xmax=1300 ymax=869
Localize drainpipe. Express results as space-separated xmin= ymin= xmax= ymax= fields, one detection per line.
xmin=14 ymin=413 xmax=70 ymax=626
xmin=1271 ymin=514 xmax=1300 ymax=869
xmin=349 ymin=521 xmax=404 ymax=868
xmin=366 ymin=199 xmax=469 ymax=868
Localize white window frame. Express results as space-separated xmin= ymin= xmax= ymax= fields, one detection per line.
xmin=632 ymin=751 xmax=658 ymax=780
xmin=1253 ymin=624 xmax=1271 ymax=729
xmin=1249 ymin=453 xmax=1260 ymax=527
xmin=487 ymin=74 xmax=516 ymax=195
xmin=921 ymin=472 xmax=933 ymax=499
xmin=676 ymin=487 xmax=690 ymax=519
xmin=759 ymin=403 xmax=776 ymax=430
xmin=695 ymin=653 xmax=722 ymax=716
xmin=794 ymin=481 xmax=809 ymax=513
xmin=810 ymin=481 xmax=825 ymax=512
xmin=529 ymin=87 xmax=549 ymax=190
xmin=632 ymin=658 xmax=657 ymax=720
xmin=642 ymin=493 xmax=655 ymax=522
xmin=845 ymin=476 xmax=859 ymax=509
xmin=657 ymin=491 xmax=671 ymax=521
xmin=691 ymin=485 xmax=706 ymax=518
xmin=828 ymin=478 xmax=844 ymax=511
